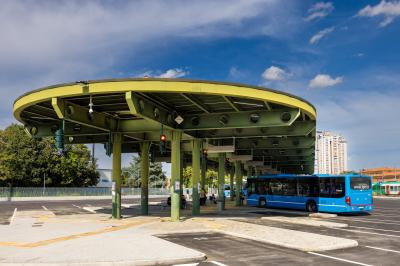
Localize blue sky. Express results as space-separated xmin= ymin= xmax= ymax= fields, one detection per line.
xmin=0 ymin=0 xmax=399 ymax=172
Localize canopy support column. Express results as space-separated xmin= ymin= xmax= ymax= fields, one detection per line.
xmin=171 ymin=130 xmax=182 ymax=221
xmin=140 ymin=141 xmax=150 ymax=215
xmin=218 ymin=153 xmax=226 ymax=212
xmin=230 ymin=165 xmax=234 ymax=201
xmin=192 ymin=139 xmax=201 ymax=215
xmin=112 ymin=133 xmax=122 ymax=219
xmin=201 ymin=151 xmax=206 ymax=190
xmin=235 ymin=161 xmax=242 ymax=206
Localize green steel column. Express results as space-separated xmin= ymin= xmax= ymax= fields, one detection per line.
xmin=180 ymin=151 xmax=184 ymax=197
xmin=201 ymin=152 xmax=206 ymax=190
xmin=192 ymin=139 xmax=201 ymax=215
xmin=235 ymin=161 xmax=242 ymax=206
xmin=170 ymin=130 xmax=182 ymax=221
xmin=239 ymin=162 xmax=243 ymax=206
xmin=140 ymin=142 xmax=150 ymax=215
xmin=248 ymin=166 xmax=253 ymax=179
xmin=112 ymin=133 xmax=122 ymax=219
xmin=230 ymin=165 xmax=234 ymax=201
xmin=218 ymin=153 xmax=226 ymax=211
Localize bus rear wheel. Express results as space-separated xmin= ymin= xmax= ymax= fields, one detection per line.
xmin=258 ymin=198 xmax=266 ymax=208
xmin=306 ymin=201 xmax=317 ymax=212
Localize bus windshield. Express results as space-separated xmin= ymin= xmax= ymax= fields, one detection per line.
xmin=350 ymin=177 xmax=371 ymax=190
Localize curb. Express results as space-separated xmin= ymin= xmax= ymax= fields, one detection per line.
xmin=260 ymin=216 xmax=348 ymax=228
xmin=216 ymin=228 xmax=358 ymax=252
xmin=373 ymin=196 xmax=400 ymax=200
xmin=309 ymin=213 xmax=337 ymax=218
xmin=0 ymin=254 xmax=207 ymax=266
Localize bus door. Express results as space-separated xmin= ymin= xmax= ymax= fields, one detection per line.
xmin=246 ymin=179 xmax=258 ymax=207
xmin=318 ymin=176 xmax=346 ymax=212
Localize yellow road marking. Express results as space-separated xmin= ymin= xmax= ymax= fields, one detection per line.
xmin=0 ymin=218 xmax=156 ymax=248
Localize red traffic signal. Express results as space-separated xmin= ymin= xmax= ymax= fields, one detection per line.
xmin=160 ymin=134 xmax=167 ymax=142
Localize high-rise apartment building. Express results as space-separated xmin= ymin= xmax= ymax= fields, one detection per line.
xmin=315 ymin=131 xmax=348 ymax=175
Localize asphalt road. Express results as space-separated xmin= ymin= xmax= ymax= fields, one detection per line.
xmin=165 ymin=198 xmax=400 ymax=266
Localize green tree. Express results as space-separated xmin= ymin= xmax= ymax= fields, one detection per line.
xmin=181 ymin=166 xmax=219 ymax=189
xmin=123 ymin=155 xmax=166 ymax=188
xmin=0 ymin=124 xmax=99 ymax=187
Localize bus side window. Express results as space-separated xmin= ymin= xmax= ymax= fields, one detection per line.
xmin=248 ymin=181 xmax=255 ymax=196
xmin=257 ymin=180 xmax=266 ymax=194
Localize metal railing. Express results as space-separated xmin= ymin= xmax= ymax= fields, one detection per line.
xmin=0 ymin=187 xmax=170 ymax=198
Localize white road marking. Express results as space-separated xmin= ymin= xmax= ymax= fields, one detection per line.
xmin=364 ymin=246 xmax=400 ymax=254
xmin=72 ymin=204 xmax=97 ymax=213
xmin=350 ymin=225 xmax=400 ymax=233
xmin=9 ymin=208 xmax=17 ymax=226
xmin=122 ymin=203 xmax=137 ymax=208
xmin=333 ymin=217 xmax=400 ymax=226
xmin=42 ymin=205 xmax=49 ymax=211
xmin=193 ymin=237 xmax=209 ymax=240
xmin=210 ymin=261 xmax=229 ymax=266
xmin=308 ymin=252 xmax=373 ymax=266
xmin=336 ymin=228 xmax=400 ymax=238
xmin=82 ymin=207 xmax=97 ymax=213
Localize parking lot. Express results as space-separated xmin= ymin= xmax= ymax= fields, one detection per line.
xmin=165 ymin=198 xmax=400 ymax=266
xmin=1 ymin=197 xmax=399 ymax=265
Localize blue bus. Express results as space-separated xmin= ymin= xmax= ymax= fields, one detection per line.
xmin=246 ymin=174 xmax=373 ymax=213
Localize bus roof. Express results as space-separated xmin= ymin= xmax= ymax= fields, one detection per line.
xmin=248 ymin=174 xmax=371 ymax=179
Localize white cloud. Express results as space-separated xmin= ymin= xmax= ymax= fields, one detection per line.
xmin=0 ymin=0 xmax=303 ymax=129
xmin=305 ymin=2 xmax=334 ymax=21
xmin=309 ymin=27 xmax=334 ymax=44
xmin=262 ymin=66 xmax=287 ymax=81
xmin=357 ymin=0 xmax=400 ymax=27
xmin=157 ymin=69 xmax=187 ymax=78
xmin=309 ymin=74 xmax=343 ymax=88
xmin=228 ymin=66 xmax=246 ymax=79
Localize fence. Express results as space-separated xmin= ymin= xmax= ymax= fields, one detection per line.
xmin=0 ymin=187 xmax=170 ymax=198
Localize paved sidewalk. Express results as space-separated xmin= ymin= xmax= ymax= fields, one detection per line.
xmin=0 ymin=210 xmax=205 ymax=265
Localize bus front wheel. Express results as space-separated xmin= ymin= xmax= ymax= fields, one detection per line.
xmin=306 ymin=201 xmax=317 ymax=212
xmin=258 ymin=198 xmax=266 ymax=208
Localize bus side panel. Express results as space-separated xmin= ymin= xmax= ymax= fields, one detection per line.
xmin=317 ymin=197 xmax=348 ymax=213
xmin=269 ymin=195 xmax=307 ymax=210
xmin=247 ymin=193 xmax=260 ymax=207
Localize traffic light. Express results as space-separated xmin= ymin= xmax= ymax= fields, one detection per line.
xmin=105 ymin=132 xmax=113 ymax=157
xmin=55 ymin=120 xmax=66 ymax=155
xmin=160 ymin=134 xmax=167 ymax=143
xmin=202 ymin=149 xmax=208 ymax=158
xmin=159 ymin=134 xmax=167 ymax=155
xmin=55 ymin=128 xmax=64 ymax=153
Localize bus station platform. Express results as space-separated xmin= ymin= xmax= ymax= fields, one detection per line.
xmin=0 ymin=201 xmax=358 ymax=265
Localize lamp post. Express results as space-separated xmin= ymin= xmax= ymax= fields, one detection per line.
xmin=43 ymin=173 xmax=46 ymax=196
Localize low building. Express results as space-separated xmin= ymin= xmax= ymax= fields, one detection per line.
xmin=361 ymin=167 xmax=400 ymax=183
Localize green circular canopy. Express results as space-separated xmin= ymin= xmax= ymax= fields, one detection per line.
xmin=14 ymin=78 xmax=316 ymax=174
